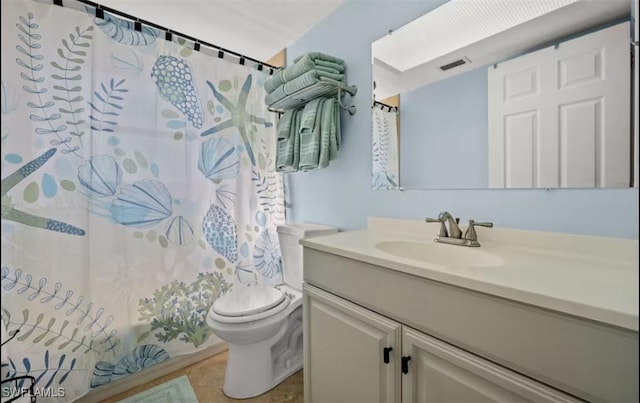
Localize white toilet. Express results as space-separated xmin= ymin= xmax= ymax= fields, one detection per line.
xmin=206 ymin=223 xmax=337 ymax=399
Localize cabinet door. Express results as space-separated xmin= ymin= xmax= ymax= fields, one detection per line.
xmin=303 ymin=284 xmax=401 ymax=402
xmin=401 ymin=327 xmax=579 ymax=402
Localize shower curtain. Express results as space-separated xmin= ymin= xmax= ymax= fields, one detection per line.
xmin=371 ymin=107 xmax=399 ymax=189
xmin=1 ymin=0 xmax=284 ymax=401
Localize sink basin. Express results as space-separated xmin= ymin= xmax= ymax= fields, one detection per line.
xmin=375 ymin=241 xmax=504 ymax=268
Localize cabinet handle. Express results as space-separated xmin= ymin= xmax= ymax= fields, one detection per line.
xmin=383 ymin=347 xmax=393 ymax=364
xmin=401 ymin=356 xmax=411 ymax=374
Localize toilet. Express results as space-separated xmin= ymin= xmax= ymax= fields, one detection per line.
xmin=206 ymin=223 xmax=337 ymax=399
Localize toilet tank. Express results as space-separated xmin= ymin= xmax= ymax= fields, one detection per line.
xmin=277 ymin=223 xmax=338 ymax=291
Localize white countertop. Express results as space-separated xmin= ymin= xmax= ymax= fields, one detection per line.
xmin=300 ymin=218 xmax=639 ymax=332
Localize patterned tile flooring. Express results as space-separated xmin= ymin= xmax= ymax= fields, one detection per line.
xmin=100 ymin=351 xmax=303 ymax=403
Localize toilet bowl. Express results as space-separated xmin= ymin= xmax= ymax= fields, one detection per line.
xmin=206 ymin=223 xmax=337 ymax=399
xmin=207 ymin=284 xmax=303 ymax=399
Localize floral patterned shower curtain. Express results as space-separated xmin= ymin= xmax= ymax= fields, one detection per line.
xmin=1 ymin=0 xmax=284 ymax=400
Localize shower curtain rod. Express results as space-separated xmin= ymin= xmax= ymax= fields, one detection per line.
xmin=52 ymin=0 xmax=281 ymax=74
xmin=372 ymin=100 xmax=397 ymax=112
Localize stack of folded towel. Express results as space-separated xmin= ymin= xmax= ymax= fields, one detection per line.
xmin=276 ymin=97 xmax=341 ymax=172
xmin=264 ymin=52 xmax=346 ymax=107
xmin=268 ymin=52 xmax=347 ymax=172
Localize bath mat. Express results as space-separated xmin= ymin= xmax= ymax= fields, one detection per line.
xmin=117 ymin=375 xmax=199 ymax=403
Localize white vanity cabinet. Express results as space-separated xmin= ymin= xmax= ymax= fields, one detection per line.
xmin=302 ymin=245 xmax=639 ymax=402
xmin=303 ymin=284 xmax=400 ymax=402
xmin=401 ymin=327 xmax=576 ymax=402
xmin=304 ymin=283 xmax=577 ymax=403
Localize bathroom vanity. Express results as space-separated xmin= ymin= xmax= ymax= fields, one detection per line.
xmin=301 ymin=218 xmax=639 ymax=402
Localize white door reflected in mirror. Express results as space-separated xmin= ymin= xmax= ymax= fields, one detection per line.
xmin=488 ymin=22 xmax=630 ymax=188
xmin=371 ymin=0 xmax=635 ymax=190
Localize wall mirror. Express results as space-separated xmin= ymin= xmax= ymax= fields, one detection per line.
xmin=371 ymin=0 xmax=636 ymax=190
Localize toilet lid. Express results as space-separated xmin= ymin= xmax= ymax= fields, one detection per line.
xmin=212 ymin=286 xmax=286 ymax=317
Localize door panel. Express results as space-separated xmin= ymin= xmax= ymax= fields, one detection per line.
xmin=504 ymin=111 xmax=537 ymax=187
xmin=504 ymin=67 xmax=538 ymax=100
xmin=559 ymin=98 xmax=600 ymax=187
xmin=488 ymin=46 xmax=556 ymax=188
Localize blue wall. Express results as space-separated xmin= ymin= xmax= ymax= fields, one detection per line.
xmin=401 ymin=67 xmax=488 ymax=189
xmin=286 ymin=0 xmax=639 ymax=239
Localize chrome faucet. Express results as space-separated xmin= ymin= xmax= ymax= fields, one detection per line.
xmin=426 ymin=211 xmax=462 ymax=239
xmin=426 ymin=212 xmax=493 ymax=247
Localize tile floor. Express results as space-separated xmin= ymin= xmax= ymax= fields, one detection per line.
xmin=100 ymin=351 xmax=303 ymax=403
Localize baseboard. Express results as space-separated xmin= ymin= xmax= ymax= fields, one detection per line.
xmin=76 ymin=342 xmax=228 ymax=402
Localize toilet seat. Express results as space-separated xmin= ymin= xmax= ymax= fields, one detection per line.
xmin=214 ymin=285 xmax=286 ymax=317
xmin=210 ymin=286 xmax=291 ymax=324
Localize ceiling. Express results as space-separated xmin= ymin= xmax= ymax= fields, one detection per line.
xmin=98 ymin=0 xmax=344 ymax=61
xmin=374 ymin=0 xmax=585 ymax=73
xmin=372 ymin=0 xmax=631 ymax=99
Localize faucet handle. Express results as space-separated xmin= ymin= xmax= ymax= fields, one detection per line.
xmin=426 ymin=217 xmax=448 ymax=237
xmin=464 ymin=220 xmax=493 ymax=242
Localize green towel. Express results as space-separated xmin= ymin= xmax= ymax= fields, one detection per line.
xmin=265 ymin=72 xmax=344 ymax=106
xmin=276 ymin=109 xmax=298 ymax=172
xmin=299 ymin=98 xmax=322 ymax=135
xmin=265 ymin=84 xmax=288 ymax=108
xmin=291 ymin=110 xmax=301 ymax=171
xmin=265 ymin=65 xmax=344 ymax=95
xmin=298 ymin=98 xmax=325 ymax=171
xmin=277 ymin=109 xmax=294 ymax=141
xmin=275 ymin=99 xmax=341 ymax=172
xmin=265 ymin=53 xmax=345 ymax=94
xmin=276 ymin=135 xmax=294 ymax=172
xmin=330 ymin=99 xmax=341 ymax=161
xmin=293 ymin=52 xmax=345 ymax=66
xmin=314 ymin=60 xmax=345 ymax=72
xmin=284 ymin=70 xmax=343 ymax=93
xmin=288 ymin=54 xmax=344 ymax=79
xmin=318 ymin=98 xmax=335 ymax=168
xmin=276 ymin=110 xmax=296 ymax=171
xmin=265 ymin=69 xmax=286 ymax=94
